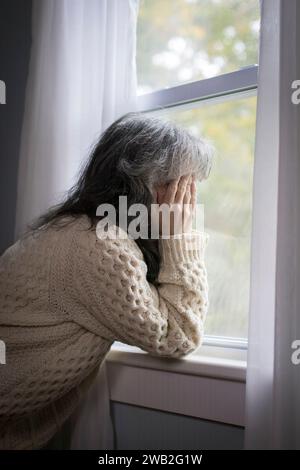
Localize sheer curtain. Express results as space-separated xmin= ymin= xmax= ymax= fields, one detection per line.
xmin=245 ymin=0 xmax=300 ymax=449
xmin=15 ymin=0 xmax=139 ymax=238
xmin=15 ymin=0 xmax=140 ymax=449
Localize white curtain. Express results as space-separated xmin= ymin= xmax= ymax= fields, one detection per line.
xmin=70 ymin=361 xmax=114 ymax=450
xmin=15 ymin=0 xmax=140 ymax=449
xmin=245 ymin=0 xmax=300 ymax=449
xmin=15 ymin=0 xmax=139 ymax=238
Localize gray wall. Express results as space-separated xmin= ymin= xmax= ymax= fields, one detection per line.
xmin=112 ymin=402 xmax=244 ymax=450
xmin=0 ymin=0 xmax=32 ymax=254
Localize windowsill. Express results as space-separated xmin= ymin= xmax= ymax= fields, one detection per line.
xmin=107 ymin=341 xmax=247 ymax=382
xmin=106 ymin=342 xmax=246 ymax=426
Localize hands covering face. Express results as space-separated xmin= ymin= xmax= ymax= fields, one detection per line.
xmin=154 ymin=174 xmax=197 ymax=236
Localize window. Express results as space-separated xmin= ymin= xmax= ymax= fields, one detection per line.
xmin=136 ymin=0 xmax=260 ymax=347
xmin=162 ymin=95 xmax=256 ymax=339
xmin=137 ymin=0 xmax=260 ymax=94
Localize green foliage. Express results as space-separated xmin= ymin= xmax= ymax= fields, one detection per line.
xmin=137 ymin=0 xmax=260 ymax=92
xmin=164 ymin=96 xmax=256 ymax=338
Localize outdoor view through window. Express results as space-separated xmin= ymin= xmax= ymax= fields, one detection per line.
xmin=137 ymin=0 xmax=260 ymax=340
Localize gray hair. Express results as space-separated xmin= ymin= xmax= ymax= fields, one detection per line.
xmin=109 ymin=111 xmax=213 ymax=189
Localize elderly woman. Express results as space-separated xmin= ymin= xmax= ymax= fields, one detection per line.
xmin=0 ymin=112 xmax=212 ymax=449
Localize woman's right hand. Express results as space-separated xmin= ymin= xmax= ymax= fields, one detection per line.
xmin=156 ymin=174 xmax=196 ymax=236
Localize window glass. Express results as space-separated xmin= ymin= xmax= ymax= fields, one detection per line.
xmin=137 ymin=0 xmax=260 ymax=94
xmin=161 ymin=95 xmax=256 ymax=338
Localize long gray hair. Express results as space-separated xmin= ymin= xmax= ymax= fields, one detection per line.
xmin=31 ymin=111 xmax=213 ymax=283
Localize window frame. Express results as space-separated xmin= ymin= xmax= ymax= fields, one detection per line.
xmin=137 ymin=65 xmax=258 ymax=112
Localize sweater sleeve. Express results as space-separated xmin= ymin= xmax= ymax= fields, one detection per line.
xmin=74 ymin=228 xmax=209 ymax=359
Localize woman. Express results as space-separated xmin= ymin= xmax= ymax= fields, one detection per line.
xmin=0 ymin=112 xmax=212 ymax=450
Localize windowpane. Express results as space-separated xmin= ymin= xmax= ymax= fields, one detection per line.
xmin=137 ymin=0 xmax=260 ymax=94
xmin=160 ymin=95 xmax=256 ymax=338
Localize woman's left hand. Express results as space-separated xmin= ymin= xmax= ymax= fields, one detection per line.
xmin=155 ymin=174 xmax=197 ymax=236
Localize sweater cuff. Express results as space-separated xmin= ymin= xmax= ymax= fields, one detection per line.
xmin=159 ymin=231 xmax=209 ymax=265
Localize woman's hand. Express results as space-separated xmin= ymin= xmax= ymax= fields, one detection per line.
xmin=156 ymin=174 xmax=197 ymax=236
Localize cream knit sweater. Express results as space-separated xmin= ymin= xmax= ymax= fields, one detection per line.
xmin=0 ymin=215 xmax=209 ymax=450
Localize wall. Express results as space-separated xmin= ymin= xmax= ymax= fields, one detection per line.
xmin=112 ymin=402 xmax=244 ymax=450
xmin=0 ymin=0 xmax=32 ymax=254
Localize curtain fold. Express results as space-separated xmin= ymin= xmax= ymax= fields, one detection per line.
xmin=70 ymin=361 xmax=114 ymax=450
xmin=245 ymin=0 xmax=300 ymax=449
xmin=15 ymin=0 xmax=140 ymax=449
xmin=15 ymin=0 xmax=139 ymax=238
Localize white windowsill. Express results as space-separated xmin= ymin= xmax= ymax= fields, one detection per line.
xmin=107 ymin=342 xmax=247 ymax=382
xmin=106 ymin=342 xmax=247 ymax=427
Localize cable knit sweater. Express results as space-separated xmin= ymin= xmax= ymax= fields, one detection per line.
xmin=0 ymin=215 xmax=209 ymax=450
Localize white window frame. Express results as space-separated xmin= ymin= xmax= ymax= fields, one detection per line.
xmin=137 ymin=65 xmax=258 ymax=112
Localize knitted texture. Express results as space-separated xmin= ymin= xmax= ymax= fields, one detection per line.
xmin=0 ymin=215 xmax=209 ymax=449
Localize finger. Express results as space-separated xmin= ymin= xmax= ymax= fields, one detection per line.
xmin=175 ymin=175 xmax=190 ymax=204
xmin=182 ymin=177 xmax=191 ymax=233
xmin=164 ymin=178 xmax=180 ymax=204
xmin=183 ymin=176 xmax=192 ymax=205
xmin=191 ymin=175 xmax=197 ymax=210
xmin=157 ymin=186 xmax=166 ymax=205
